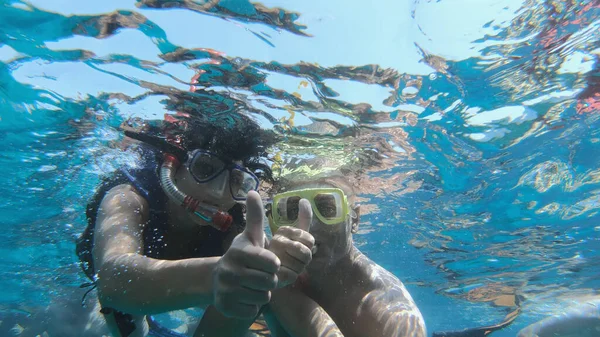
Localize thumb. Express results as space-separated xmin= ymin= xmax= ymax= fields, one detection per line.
xmin=243 ymin=190 xmax=265 ymax=247
xmin=297 ymin=198 xmax=313 ymax=232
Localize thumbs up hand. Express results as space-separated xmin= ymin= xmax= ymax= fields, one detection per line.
xmin=213 ymin=191 xmax=280 ymax=319
xmin=268 ymin=198 xmax=315 ymax=288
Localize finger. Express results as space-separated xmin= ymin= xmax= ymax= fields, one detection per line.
xmin=237 ymin=288 xmax=271 ymax=306
xmin=285 ymin=241 xmax=313 ymax=266
xmin=297 ymin=198 xmax=312 ymax=232
xmin=239 ymin=245 xmax=281 ymax=274
xmin=271 ymin=235 xmax=312 ymax=266
xmin=276 ymin=227 xmax=315 ymax=250
xmin=239 ymin=269 xmax=278 ymax=291
xmin=244 ymin=190 xmax=265 ymax=247
xmin=277 ymin=266 xmax=299 ymax=287
xmin=280 ymin=254 xmax=307 ymax=275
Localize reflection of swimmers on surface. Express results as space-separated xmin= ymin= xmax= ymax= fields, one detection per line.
xmin=196 ymin=177 xmax=427 ymax=337
xmin=432 ymin=289 xmax=523 ymax=337
xmin=75 ymin=116 xmax=313 ymax=337
xmin=517 ymin=297 xmax=600 ymax=337
xmin=432 ymin=306 xmax=520 ymax=337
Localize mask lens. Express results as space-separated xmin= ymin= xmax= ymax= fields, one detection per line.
xmin=189 ymin=152 xmax=225 ymax=181
xmin=314 ymin=193 xmax=339 ymax=219
xmin=276 ymin=196 xmax=300 ymax=223
xmin=230 ymin=168 xmax=259 ymax=199
xmin=271 ymin=188 xmax=347 ymax=228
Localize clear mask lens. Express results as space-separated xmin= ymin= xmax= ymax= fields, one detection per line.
xmin=276 ymin=196 xmax=301 ymax=222
xmin=229 ymin=168 xmax=259 ymax=200
xmin=314 ymin=193 xmax=342 ymax=219
xmin=189 ymin=152 xmax=225 ymax=182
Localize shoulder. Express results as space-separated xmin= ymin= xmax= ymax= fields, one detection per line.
xmin=100 ymin=184 xmax=150 ymax=216
xmin=351 ymin=249 xmax=405 ymax=293
xmin=94 ymin=184 xmax=150 ymax=238
xmin=93 ymin=184 xmax=151 ymax=263
xmin=351 ymin=250 xmax=427 ymax=336
xmin=358 ymin=259 xmax=419 ymax=311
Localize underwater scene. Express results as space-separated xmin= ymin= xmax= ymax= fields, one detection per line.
xmin=0 ymin=0 xmax=599 ymax=336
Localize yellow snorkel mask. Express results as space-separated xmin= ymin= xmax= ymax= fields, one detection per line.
xmin=267 ymin=188 xmax=349 ymax=233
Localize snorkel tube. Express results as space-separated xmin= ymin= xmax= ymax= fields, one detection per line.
xmin=160 ymin=153 xmax=233 ymax=231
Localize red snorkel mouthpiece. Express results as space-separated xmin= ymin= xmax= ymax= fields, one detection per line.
xmin=212 ymin=211 xmax=233 ymax=230
xmin=187 ymin=198 xmax=233 ymax=231
xmin=160 ymin=154 xmax=232 ymax=232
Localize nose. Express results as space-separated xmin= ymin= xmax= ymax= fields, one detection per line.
xmin=206 ymin=170 xmax=229 ymax=198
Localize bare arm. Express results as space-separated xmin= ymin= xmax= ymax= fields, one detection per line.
xmin=354 ymin=284 xmax=427 ymax=337
xmin=93 ymin=184 xmax=220 ymax=315
xmin=193 ymin=286 xmax=343 ymax=337
xmin=347 ymin=255 xmax=427 ymax=337
xmin=377 ymin=301 xmax=427 ymax=337
xmin=268 ymin=285 xmax=344 ymax=337
xmin=193 ymin=306 xmax=254 ymax=337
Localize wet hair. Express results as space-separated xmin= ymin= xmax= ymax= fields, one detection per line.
xmin=121 ymin=114 xmax=280 ymax=182
xmin=178 ymin=117 xmax=279 ymax=182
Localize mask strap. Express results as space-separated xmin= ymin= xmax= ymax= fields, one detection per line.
xmin=351 ymin=207 xmax=359 ymax=220
xmin=123 ymin=129 xmax=187 ymax=159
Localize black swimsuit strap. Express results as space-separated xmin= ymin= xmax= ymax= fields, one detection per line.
xmin=100 ymin=307 xmax=137 ymax=337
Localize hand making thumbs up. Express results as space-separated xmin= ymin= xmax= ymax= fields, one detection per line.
xmin=268 ymin=198 xmax=315 ymax=288
xmin=212 ymin=191 xmax=280 ymax=319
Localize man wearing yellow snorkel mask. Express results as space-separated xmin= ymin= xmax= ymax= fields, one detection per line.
xmin=196 ymin=177 xmax=427 ymax=337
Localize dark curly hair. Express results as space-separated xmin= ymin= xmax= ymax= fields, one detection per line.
xmin=122 ymin=113 xmax=280 ymax=182
xmin=181 ymin=116 xmax=279 ymax=182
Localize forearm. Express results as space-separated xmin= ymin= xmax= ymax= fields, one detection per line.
xmin=193 ymin=305 xmax=255 ymax=337
xmin=97 ymin=253 xmax=220 ymax=315
xmin=269 ymin=287 xmax=344 ymax=337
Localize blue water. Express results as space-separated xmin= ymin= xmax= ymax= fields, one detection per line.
xmin=1 ymin=0 xmax=599 ymax=336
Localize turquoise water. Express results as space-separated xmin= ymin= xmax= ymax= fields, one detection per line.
xmin=1 ymin=0 xmax=599 ymax=336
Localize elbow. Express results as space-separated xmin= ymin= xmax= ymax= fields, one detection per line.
xmin=411 ymin=313 xmax=427 ymax=337
xmin=95 ymin=255 xmax=140 ymax=313
xmin=406 ymin=311 xmax=427 ymax=337
xmin=95 ymin=258 xmax=123 ymax=309
xmin=383 ymin=311 xmax=427 ymax=337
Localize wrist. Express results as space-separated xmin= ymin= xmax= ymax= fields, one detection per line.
xmin=173 ymin=256 xmax=220 ymax=304
xmin=204 ymin=257 xmax=221 ymax=300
